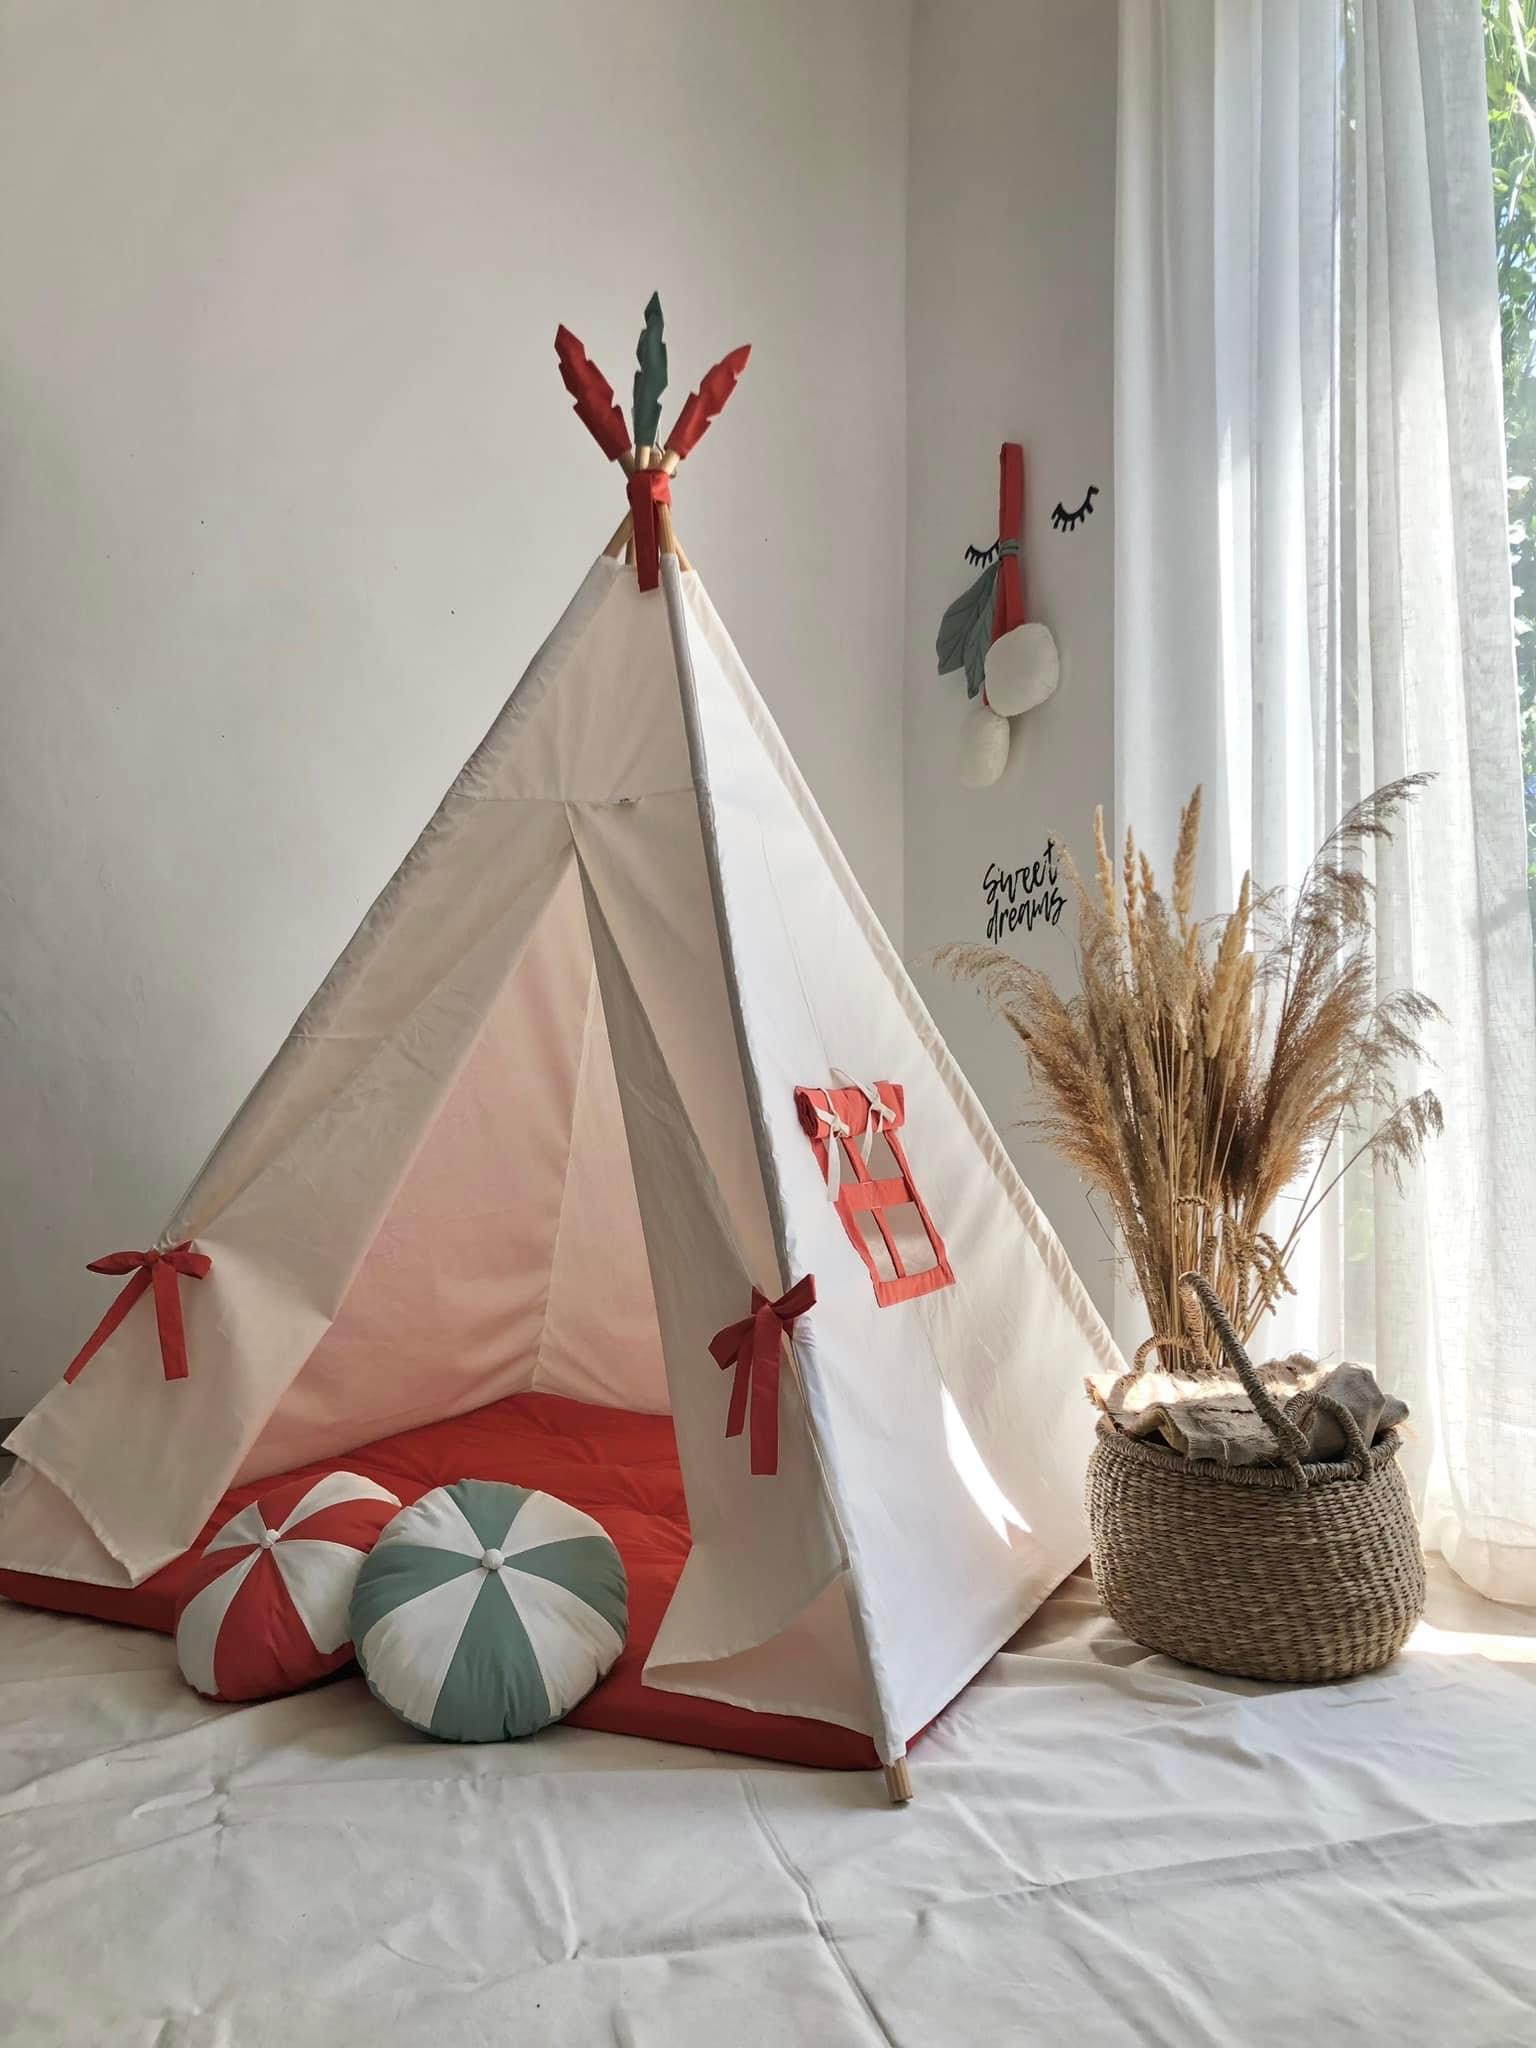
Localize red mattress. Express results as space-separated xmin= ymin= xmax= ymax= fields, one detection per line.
xmin=0 ymin=1392 xmax=880 ymax=1770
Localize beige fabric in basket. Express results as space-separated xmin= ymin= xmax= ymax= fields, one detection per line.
xmin=1090 ymin=1357 xmax=1408 ymax=1468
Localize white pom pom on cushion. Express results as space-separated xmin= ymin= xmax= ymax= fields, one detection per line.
xmin=174 ymin=1470 xmax=402 ymax=1701
xmin=959 ymin=697 xmax=1011 ymax=787
xmin=983 ymin=620 xmax=1059 ymax=717
xmin=349 ymin=1480 xmax=628 ymax=1742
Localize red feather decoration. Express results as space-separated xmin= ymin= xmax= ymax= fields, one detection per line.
xmin=665 ymin=344 xmax=752 ymax=459
xmin=554 ymin=325 xmax=632 ymax=461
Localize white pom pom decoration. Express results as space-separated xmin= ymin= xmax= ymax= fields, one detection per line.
xmin=958 ymin=698 xmax=1011 ymax=788
xmin=983 ymin=621 xmax=1059 ymax=718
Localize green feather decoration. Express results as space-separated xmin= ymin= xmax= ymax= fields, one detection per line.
xmin=632 ymin=293 xmax=668 ymax=449
xmin=936 ymin=562 xmax=999 ymax=699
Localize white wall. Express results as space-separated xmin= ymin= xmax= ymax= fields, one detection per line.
xmin=0 ymin=0 xmax=909 ymax=1411
xmin=904 ymin=0 xmax=1119 ymax=1318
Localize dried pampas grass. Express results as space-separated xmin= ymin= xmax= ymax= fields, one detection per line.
xmin=939 ymin=778 xmax=1442 ymax=1372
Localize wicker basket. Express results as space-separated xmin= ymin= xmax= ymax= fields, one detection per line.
xmin=1087 ymin=1273 xmax=1426 ymax=1683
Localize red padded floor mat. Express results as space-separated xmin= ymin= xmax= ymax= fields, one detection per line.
xmin=0 ymin=1392 xmax=880 ymax=1769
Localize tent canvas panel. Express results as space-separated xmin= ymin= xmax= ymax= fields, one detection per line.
xmin=3 ymin=561 xmax=665 ymax=1581
xmin=576 ymin=858 xmax=865 ymax=1730
xmin=673 ymin=563 xmax=1121 ymax=1743
xmin=4 ymin=799 xmax=575 ymax=1584
xmin=0 ymin=563 xmax=881 ymax=1742
xmin=541 ymin=950 xmax=671 ymax=1411
xmin=0 ymin=529 xmax=1124 ymax=1771
xmin=252 ymin=857 xmax=669 ymax=1482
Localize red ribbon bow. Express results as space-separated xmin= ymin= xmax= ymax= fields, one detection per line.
xmin=626 ymin=467 xmax=672 ymax=593
xmin=63 ymin=1243 xmax=212 ymax=1386
xmin=707 ymin=1275 xmax=817 ymax=1476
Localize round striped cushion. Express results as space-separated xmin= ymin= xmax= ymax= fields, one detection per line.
xmin=349 ymin=1480 xmax=628 ymax=1742
xmin=174 ymin=1471 xmax=402 ymax=1702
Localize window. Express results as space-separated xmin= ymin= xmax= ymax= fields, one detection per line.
xmin=794 ymin=1080 xmax=953 ymax=1306
xmin=1486 ymin=0 xmax=1536 ymax=962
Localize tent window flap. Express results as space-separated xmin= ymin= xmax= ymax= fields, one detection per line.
xmin=794 ymin=1083 xmax=954 ymax=1306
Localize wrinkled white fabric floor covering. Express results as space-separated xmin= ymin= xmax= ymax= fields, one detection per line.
xmin=3 ymin=1566 xmax=1533 ymax=2047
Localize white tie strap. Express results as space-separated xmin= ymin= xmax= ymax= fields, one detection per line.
xmin=831 ymin=1069 xmax=895 ymax=1171
xmin=809 ymin=1097 xmax=854 ymax=1196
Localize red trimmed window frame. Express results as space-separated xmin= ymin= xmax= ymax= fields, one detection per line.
xmin=794 ymin=1082 xmax=954 ymax=1307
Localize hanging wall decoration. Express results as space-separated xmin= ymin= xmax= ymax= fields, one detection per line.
xmin=936 ymin=443 xmax=1059 ymax=788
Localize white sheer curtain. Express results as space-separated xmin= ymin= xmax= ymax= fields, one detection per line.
xmin=1116 ymin=0 xmax=1536 ymax=1604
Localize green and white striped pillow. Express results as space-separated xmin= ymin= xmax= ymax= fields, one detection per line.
xmin=350 ymin=1480 xmax=628 ymax=1742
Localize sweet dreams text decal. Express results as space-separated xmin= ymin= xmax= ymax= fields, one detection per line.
xmin=983 ymin=840 xmax=1065 ymax=943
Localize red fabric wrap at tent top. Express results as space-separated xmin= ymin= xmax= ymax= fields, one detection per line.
xmin=625 ymin=468 xmax=672 ymax=592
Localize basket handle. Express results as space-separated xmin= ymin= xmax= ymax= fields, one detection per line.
xmin=1286 ymin=1385 xmax=1375 ymax=1482
xmin=1178 ymin=1272 xmax=1312 ymax=1487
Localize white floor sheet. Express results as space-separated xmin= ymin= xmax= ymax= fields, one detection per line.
xmin=3 ymin=1566 xmax=1533 ymax=2047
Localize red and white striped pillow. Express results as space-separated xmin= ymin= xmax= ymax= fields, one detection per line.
xmin=174 ymin=1471 xmax=402 ymax=1702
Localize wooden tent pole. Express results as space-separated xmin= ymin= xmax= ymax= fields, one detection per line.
xmin=648 ymin=445 xmax=690 ymax=573
xmin=883 ymin=1758 xmax=913 ymax=1806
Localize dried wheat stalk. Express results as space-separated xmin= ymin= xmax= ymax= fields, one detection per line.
xmin=938 ymin=778 xmax=1443 ymax=1371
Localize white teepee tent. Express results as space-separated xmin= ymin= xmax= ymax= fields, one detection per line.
xmin=0 ymin=308 xmax=1121 ymax=1793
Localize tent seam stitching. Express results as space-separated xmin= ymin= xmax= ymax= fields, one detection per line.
xmin=445 ymin=783 xmax=697 ymax=807
xmin=532 ymin=838 xmax=599 ymax=1394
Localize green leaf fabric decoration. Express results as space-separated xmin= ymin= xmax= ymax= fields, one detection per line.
xmin=632 ymin=292 xmax=668 ymax=449
xmin=937 ymin=562 xmax=999 ymax=699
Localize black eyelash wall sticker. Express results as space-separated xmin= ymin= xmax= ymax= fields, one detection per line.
xmin=963 ymin=539 xmax=999 ymax=567
xmin=1050 ymin=485 xmax=1100 ymax=533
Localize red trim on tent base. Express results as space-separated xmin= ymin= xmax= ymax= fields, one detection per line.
xmin=0 ymin=1391 xmax=901 ymax=1773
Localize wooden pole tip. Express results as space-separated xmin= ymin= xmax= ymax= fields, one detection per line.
xmin=883 ymin=1758 xmax=913 ymax=1806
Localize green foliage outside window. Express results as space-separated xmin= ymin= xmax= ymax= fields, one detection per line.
xmin=1484 ymin=0 xmax=1536 ymax=943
